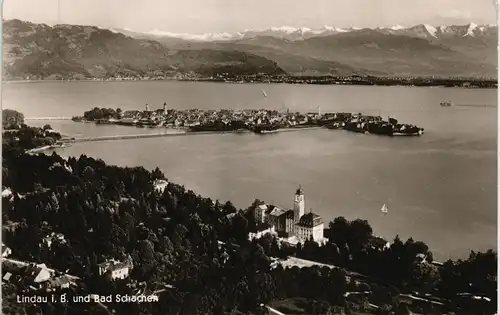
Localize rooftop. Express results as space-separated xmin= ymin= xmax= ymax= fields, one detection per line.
xmin=295 ymin=185 xmax=304 ymax=195
xmin=48 ymin=275 xmax=71 ymax=287
xmin=296 ymin=212 xmax=323 ymax=227
xmin=2 ymin=244 xmax=10 ymax=253
xmin=257 ymin=204 xmax=268 ymax=211
xmin=98 ymin=259 xmax=131 ymax=273
xmin=268 ymin=206 xmax=287 ymax=217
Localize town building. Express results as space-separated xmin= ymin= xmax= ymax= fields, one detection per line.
xmin=295 ymin=213 xmax=324 ymax=241
xmin=253 ymin=186 xmax=325 ymax=243
xmin=44 ymin=275 xmax=72 ymax=291
xmin=153 ymin=179 xmax=168 ymax=193
xmin=249 ymin=226 xmax=276 ymax=241
xmin=25 ymin=263 xmax=52 ymax=283
xmin=2 ymin=244 xmax=12 ymax=257
xmin=254 ymin=204 xmax=268 ymax=224
xmin=2 ymin=188 xmax=13 ymax=198
xmin=41 ymin=232 xmax=66 ymax=249
xmin=98 ymin=260 xmax=131 ymax=280
xmin=3 ymin=272 xmax=13 ymax=283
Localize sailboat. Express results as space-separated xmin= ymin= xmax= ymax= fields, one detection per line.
xmin=381 ymin=204 xmax=388 ymax=215
xmin=261 ymin=88 xmax=268 ymax=98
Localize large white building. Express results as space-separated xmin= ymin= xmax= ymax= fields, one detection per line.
xmin=295 ymin=212 xmax=324 ymax=241
xmin=253 ymin=186 xmax=324 ymax=243
xmin=98 ymin=260 xmax=132 ymax=280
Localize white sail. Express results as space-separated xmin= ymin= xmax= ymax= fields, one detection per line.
xmin=381 ymin=204 xmax=388 ymax=214
xmin=261 ymin=88 xmax=268 ymax=98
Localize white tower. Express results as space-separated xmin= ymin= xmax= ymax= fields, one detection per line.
xmin=293 ymin=185 xmax=305 ymax=221
xmin=163 ymin=102 xmax=167 ymax=114
xmin=145 ymin=103 xmax=150 ymax=112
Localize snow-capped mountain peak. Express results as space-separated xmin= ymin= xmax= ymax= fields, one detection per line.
xmin=423 ymin=24 xmax=437 ymax=37
xmin=390 ymin=25 xmax=405 ymax=30
xmin=322 ymin=25 xmax=349 ymax=32
xmin=112 ymin=23 xmax=497 ymax=42
xmin=144 ymin=29 xmax=238 ymax=41
xmin=269 ymin=26 xmax=311 ymax=34
xmin=463 ymin=22 xmax=478 ymax=37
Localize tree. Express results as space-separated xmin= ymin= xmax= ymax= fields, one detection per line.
xmin=394 ymin=303 xmax=411 ymax=315
xmin=83 ymin=166 xmax=95 ymax=181
xmin=151 ymin=167 xmax=165 ymax=181
xmin=222 ymin=201 xmax=237 ymax=215
xmin=230 ymin=213 xmax=249 ymax=244
xmin=328 ymin=217 xmax=349 ymax=246
xmin=408 ymin=261 xmax=440 ymax=293
xmin=2 ymin=109 xmax=24 ymax=129
xmin=347 ymin=219 xmax=373 ymax=250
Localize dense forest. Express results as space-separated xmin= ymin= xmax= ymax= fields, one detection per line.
xmin=1 ymin=115 xmax=497 ymax=315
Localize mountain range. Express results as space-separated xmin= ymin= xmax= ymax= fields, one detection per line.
xmin=3 ymin=19 xmax=498 ymax=80
xmin=113 ymin=22 xmax=498 ymax=42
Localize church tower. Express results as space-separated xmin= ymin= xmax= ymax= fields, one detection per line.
xmin=293 ymin=185 xmax=305 ymax=221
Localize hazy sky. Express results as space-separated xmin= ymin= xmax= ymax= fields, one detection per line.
xmin=3 ymin=0 xmax=498 ymax=33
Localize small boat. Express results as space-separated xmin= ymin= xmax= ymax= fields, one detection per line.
xmin=261 ymin=88 xmax=268 ymax=98
xmin=381 ymin=204 xmax=388 ymax=215
xmin=440 ymin=101 xmax=453 ymax=107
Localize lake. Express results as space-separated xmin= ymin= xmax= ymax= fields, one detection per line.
xmin=2 ymin=81 xmax=497 ymax=260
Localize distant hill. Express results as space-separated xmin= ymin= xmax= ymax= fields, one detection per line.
xmin=2 ymin=19 xmax=286 ymax=80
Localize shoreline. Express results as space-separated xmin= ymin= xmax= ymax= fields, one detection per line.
xmin=2 ymin=77 xmax=497 ymax=89
xmin=54 ymin=125 xmax=419 ymax=144
xmin=25 ymin=144 xmax=67 ymax=154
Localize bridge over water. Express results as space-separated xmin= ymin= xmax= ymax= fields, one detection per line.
xmin=25 ymin=117 xmax=73 ymax=120
xmin=63 ymin=130 xmax=251 ymax=143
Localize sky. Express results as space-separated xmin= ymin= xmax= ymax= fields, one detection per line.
xmin=2 ymin=0 xmax=498 ymax=34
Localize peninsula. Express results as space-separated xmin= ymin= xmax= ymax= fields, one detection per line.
xmin=73 ymin=105 xmax=425 ymax=138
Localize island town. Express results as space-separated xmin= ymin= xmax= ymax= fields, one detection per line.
xmin=72 ymin=103 xmax=424 ymax=137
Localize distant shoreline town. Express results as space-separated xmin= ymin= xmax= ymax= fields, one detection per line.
xmin=72 ymin=105 xmax=425 ymax=138
xmin=3 ymin=75 xmax=497 ymax=89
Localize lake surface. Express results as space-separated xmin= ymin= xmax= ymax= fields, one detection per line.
xmin=3 ymin=81 xmax=497 ymax=260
